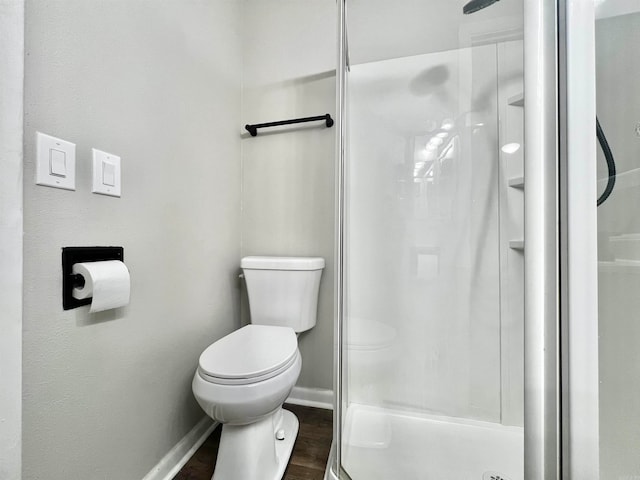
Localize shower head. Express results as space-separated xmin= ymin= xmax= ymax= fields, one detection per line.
xmin=463 ymin=0 xmax=501 ymax=14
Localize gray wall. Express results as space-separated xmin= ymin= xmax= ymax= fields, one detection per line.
xmin=240 ymin=0 xmax=336 ymax=391
xmin=0 ymin=1 xmax=24 ymax=479
xmin=22 ymin=1 xmax=242 ymax=479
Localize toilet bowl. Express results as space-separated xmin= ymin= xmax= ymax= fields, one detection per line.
xmin=192 ymin=256 xmax=324 ymax=480
xmin=193 ymin=325 xmax=301 ymax=480
xmin=193 ymin=325 xmax=301 ymax=424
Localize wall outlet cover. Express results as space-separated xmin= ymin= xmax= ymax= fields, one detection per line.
xmin=36 ymin=132 xmax=76 ymax=190
xmin=92 ymin=148 xmax=121 ymax=197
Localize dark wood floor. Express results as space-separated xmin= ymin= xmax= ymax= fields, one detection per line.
xmin=173 ymin=404 xmax=333 ymax=480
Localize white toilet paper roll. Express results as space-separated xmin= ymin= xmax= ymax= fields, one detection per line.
xmin=72 ymin=260 xmax=131 ymax=313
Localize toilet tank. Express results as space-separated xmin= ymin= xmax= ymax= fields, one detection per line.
xmin=241 ymin=256 xmax=325 ymax=333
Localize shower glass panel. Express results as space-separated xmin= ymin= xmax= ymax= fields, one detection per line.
xmin=338 ymin=0 xmax=525 ymax=478
xmin=595 ymin=3 xmax=640 ymax=479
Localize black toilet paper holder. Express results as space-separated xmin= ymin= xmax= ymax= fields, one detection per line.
xmin=62 ymin=246 xmax=124 ymax=310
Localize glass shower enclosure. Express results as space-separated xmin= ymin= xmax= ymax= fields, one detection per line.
xmin=329 ymin=0 xmax=640 ymax=479
xmin=335 ymin=1 xmax=526 ymax=478
xmin=595 ymin=3 xmax=640 ymax=479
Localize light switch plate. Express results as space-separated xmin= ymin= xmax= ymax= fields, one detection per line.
xmin=36 ymin=132 xmax=76 ymax=190
xmin=92 ymin=149 xmax=121 ymax=197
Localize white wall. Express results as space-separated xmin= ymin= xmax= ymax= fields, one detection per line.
xmin=346 ymin=0 xmax=523 ymax=64
xmin=241 ymin=0 xmax=336 ymax=391
xmin=22 ymin=2 xmax=242 ymax=479
xmin=0 ymin=1 xmax=24 ymax=479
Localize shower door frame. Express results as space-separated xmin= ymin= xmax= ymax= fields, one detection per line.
xmin=558 ymin=0 xmax=600 ymax=478
xmin=333 ymin=0 xmax=347 ymax=477
xmin=333 ymin=0 xmax=600 ymax=478
xmin=526 ymin=0 xmax=600 ymax=476
xmin=524 ymin=0 xmax=562 ymax=477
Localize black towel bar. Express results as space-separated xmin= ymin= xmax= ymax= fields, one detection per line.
xmin=245 ymin=114 xmax=334 ymax=137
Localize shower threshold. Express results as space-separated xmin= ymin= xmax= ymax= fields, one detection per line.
xmin=325 ymin=403 xmax=523 ymax=480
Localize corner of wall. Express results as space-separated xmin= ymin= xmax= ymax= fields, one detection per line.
xmin=238 ymin=0 xmax=337 ymax=391
xmin=0 ymin=1 xmax=24 ymax=479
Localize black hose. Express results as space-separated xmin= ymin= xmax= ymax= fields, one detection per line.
xmin=596 ymin=117 xmax=616 ymax=207
xmin=596 ymin=116 xmax=616 ymax=206
xmin=463 ymin=0 xmax=500 ymax=14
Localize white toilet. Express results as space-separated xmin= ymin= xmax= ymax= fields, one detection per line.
xmin=192 ymin=256 xmax=325 ymax=480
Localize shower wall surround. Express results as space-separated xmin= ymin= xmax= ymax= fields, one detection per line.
xmin=22 ymin=1 xmax=242 ymax=479
xmin=346 ymin=41 xmax=524 ymax=425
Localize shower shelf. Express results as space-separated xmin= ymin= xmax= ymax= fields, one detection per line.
xmin=509 ymin=240 xmax=525 ymax=251
xmin=508 ymin=92 xmax=524 ymax=107
xmin=508 ymin=176 xmax=524 ymax=189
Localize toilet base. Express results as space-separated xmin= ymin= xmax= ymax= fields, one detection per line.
xmin=212 ymin=407 xmax=299 ymax=480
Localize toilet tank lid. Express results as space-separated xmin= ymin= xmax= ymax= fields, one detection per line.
xmin=241 ymin=256 xmax=325 ymax=271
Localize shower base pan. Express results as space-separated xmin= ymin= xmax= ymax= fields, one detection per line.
xmin=325 ymin=403 xmax=523 ymax=480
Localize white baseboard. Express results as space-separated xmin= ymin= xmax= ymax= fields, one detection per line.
xmin=286 ymin=386 xmax=334 ymax=410
xmin=141 ymin=416 xmax=218 ymax=480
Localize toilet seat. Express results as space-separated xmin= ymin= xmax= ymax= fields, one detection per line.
xmin=198 ymin=325 xmax=298 ymax=386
